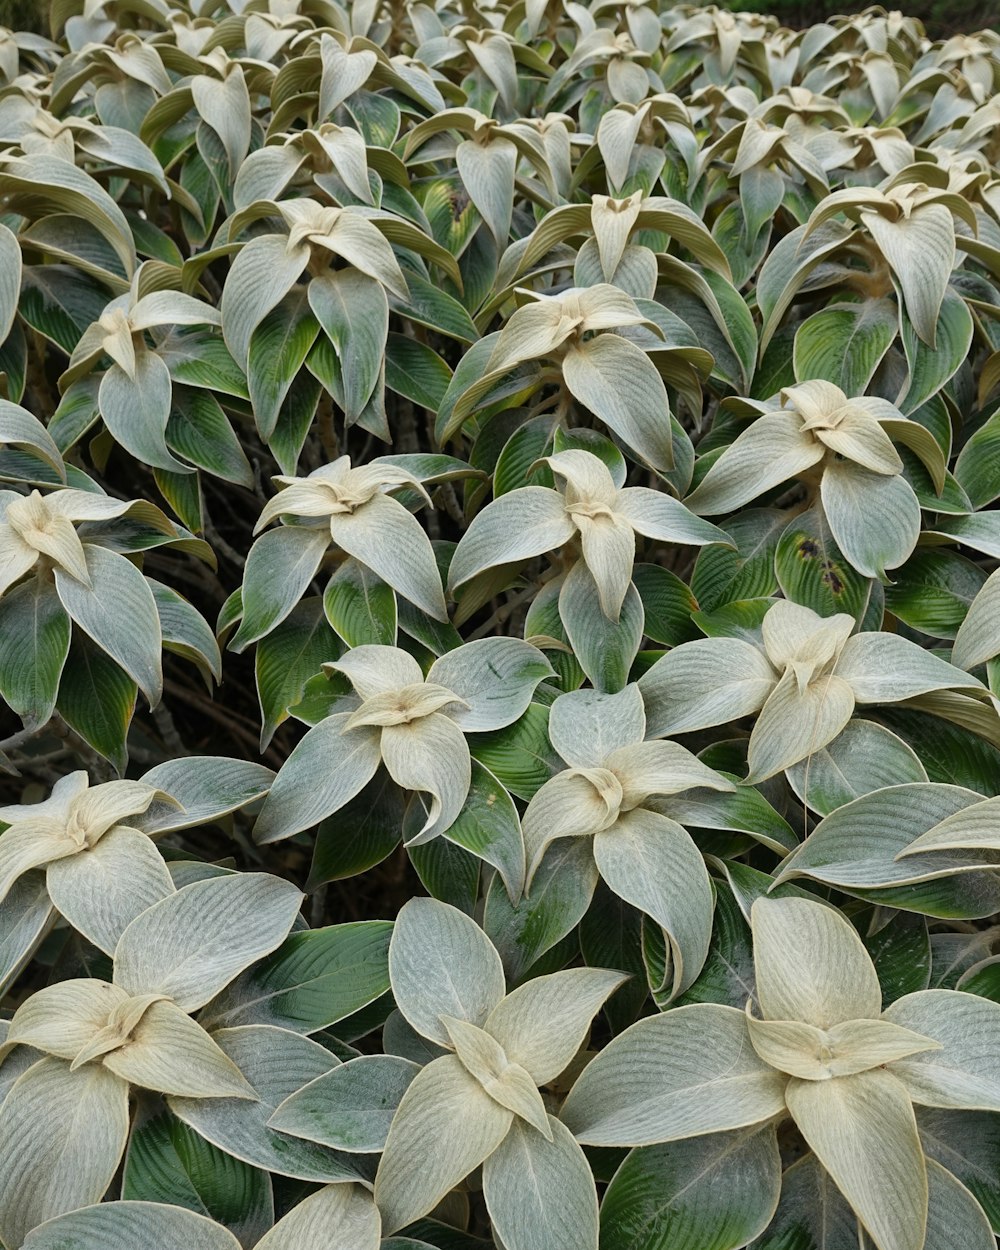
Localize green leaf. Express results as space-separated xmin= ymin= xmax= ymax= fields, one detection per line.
xmin=654 ymin=779 xmax=797 ymax=855
xmin=123 ymin=1111 xmax=273 ymax=1246
xmin=231 ymin=527 xmax=330 ymax=652
xmin=468 ymin=702 xmax=562 ymax=801
xmin=691 ymin=509 xmax=784 ymax=612
xmin=55 ymin=631 xmax=136 ymax=774
xmin=386 ymin=333 xmax=452 ymax=410
xmin=897 ymin=290 xmax=974 ymax=414
xmin=324 ymin=559 xmax=398 ymax=648
xmin=166 ymin=387 xmax=254 ymax=488
xmin=601 ymin=1123 xmax=781 ymax=1250
xmin=307 ymin=774 xmax=405 ymax=888
xmin=0 ymin=577 xmax=70 ymax=728
xmin=408 ymin=834 xmax=481 ymax=912
xmin=749 ymin=1153 xmax=861 ymax=1250
xmin=199 ymin=921 xmax=392 ymax=1035
xmin=247 ymin=295 xmax=321 ymax=440
xmin=161 ymin=333 xmax=250 ymax=401
xmin=775 ymin=504 xmax=872 ymax=621
xmin=437 ymin=760 xmax=524 ymax=901
xmin=793 ymin=299 xmax=897 ymax=394
xmin=390 ymin=272 xmax=479 ymax=344
xmin=676 ymin=882 xmax=756 ymax=1011
xmin=150 ymin=578 xmax=222 ymax=688
xmin=885 ymin=550 xmax=987 ymax=641
xmin=879 ymin=708 xmax=1000 ymax=796
xmin=866 ymin=912 xmax=931 ymax=1004
xmin=55 ymin=544 xmax=162 ymax=706
xmin=155 ymin=467 xmax=203 ymax=534
xmin=559 ymin=563 xmax=643 ymax=693
xmin=631 ymin=563 xmax=699 ymax=647
xmin=955 ymin=406 xmax=1000 ymax=509
xmin=256 ymin=597 xmax=341 ymax=749
xmin=19 ymin=265 xmax=109 ymax=354
xmin=483 ymin=837 xmax=597 ymax=983
xmin=493 ymin=415 xmax=556 ymax=497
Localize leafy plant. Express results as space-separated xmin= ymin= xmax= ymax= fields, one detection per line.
xmin=2 ymin=2 xmax=1000 ymax=1250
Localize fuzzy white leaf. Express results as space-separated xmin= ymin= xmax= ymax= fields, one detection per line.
xmin=0 ymin=1057 xmax=129 ymax=1248
xmin=375 ymin=1055 xmax=513 ymax=1234
xmin=785 ymin=1068 xmax=927 ymax=1250
xmin=484 ymin=968 xmax=627 ymax=1085
xmin=255 ymin=1184 xmax=381 ymax=1250
xmin=883 ymin=989 xmax=1000 ymax=1113
xmin=389 ymin=897 xmax=506 ymax=1046
xmin=113 ymin=873 xmax=303 ymax=1011
xmin=751 ymin=896 xmax=883 ymax=1027
xmin=560 ymin=1004 xmax=787 ymax=1146
xmin=484 ymin=1113 xmax=599 ymax=1250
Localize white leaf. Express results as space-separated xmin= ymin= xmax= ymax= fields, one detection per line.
xmin=785 ymin=1068 xmax=927 ymax=1250
xmin=448 ymin=487 xmax=573 ymax=591
xmin=751 ymin=896 xmax=883 ymax=1027
xmin=837 ymin=631 xmax=984 ymax=703
xmin=883 ymin=989 xmax=1000 ymax=1112
xmin=562 ymin=334 xmax=674 ymax=472
xmin=55 ymin=544 xmax=163 ymax=706
xmin=329 ymin=492 xmax=447 ymax=621
xmin=0 ymin=1057 xmax=129 ymax=1248
xmin=8 ymin=979 xmax=126 ymax=1059
xmin=483 ymin=1114 xmax=599 ymax=1250
xmin=639 ymin=637 xmax=775 ymax=736
xmin=45 ymin=825 xmax=174 ymax=955
xmin=952 ymin=566 xmax=1000 ymax=670
xmin=560 ymin=1004 xmax=787 ymax=1146
xmin=21 ymin=1201 xmax=243 ymax=1249
xmin=380 ymin=712 xmax=472 ymax=842
xmin=101 ymin=999 xmax=256 ymax=1099
xmin=746 ymin=670 xmax=856 ymax=782
xmin=113 ymin=873 xmax=303 ymax=1011
xmin=821 ymin=460 xmax=920 ymax=578
xmin=684 ymin=412 xmax=823 ymax=515
xmin=169 ymin=1025 xmax=360 ymax=1182
xmin=484 ymin=968 xmax=627 ymax=1084
xmin=252 ymin=714 xmax=382 ymax=844
xmin=255 ymin=1184 xmax=381 ymax=1250
xmin=594 ymin=809 xmax=714 ymax=998
xmin=222 ymin=234 xmax=309 ymax=370
xmin=389 ymin=897 xmax=506 ymax=1046
xmin=428 ymin=638 xmax=553 ymax=732
xmin=375 ymin=1055 xmax=513 ymax=1234
xmin=547 ymin=685 xmax=646 ymax=767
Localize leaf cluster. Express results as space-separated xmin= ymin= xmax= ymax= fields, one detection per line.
xmin=2 ymin=2 xmax=1000 ymax=1249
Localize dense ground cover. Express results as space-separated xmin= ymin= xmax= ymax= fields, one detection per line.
xmin=2 ymin=2 xmax=1000 ymax=1248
